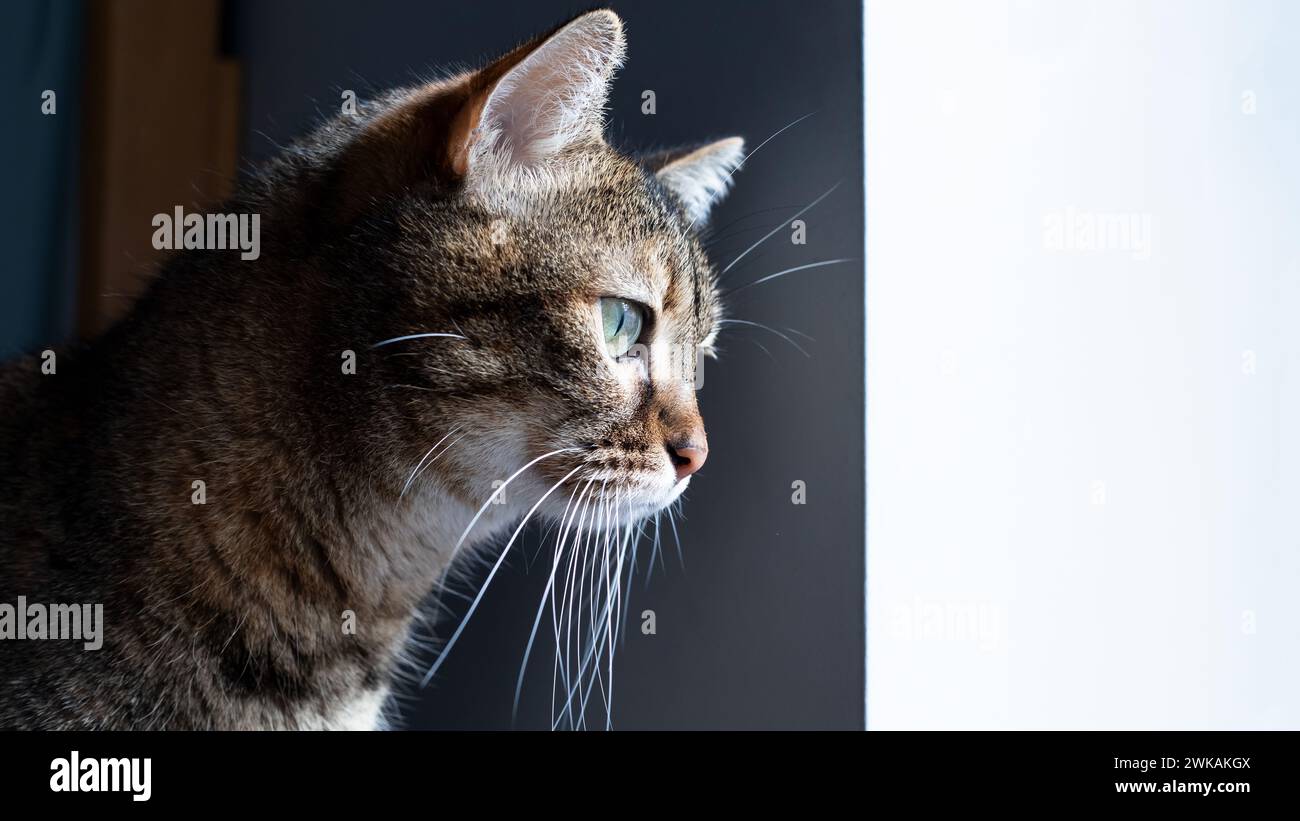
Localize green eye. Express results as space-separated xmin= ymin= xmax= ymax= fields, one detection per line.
xmin=600 ymin=297 xmax=645 ymax=358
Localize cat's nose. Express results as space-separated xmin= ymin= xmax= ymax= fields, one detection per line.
xmin=667 ymin=432 xmax=708 ymax=481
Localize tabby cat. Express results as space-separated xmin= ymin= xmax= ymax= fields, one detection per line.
xmin=0 ymin=9 xmax=742 ymax=729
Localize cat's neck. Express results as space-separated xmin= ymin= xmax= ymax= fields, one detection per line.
xmin=80 ymin=268 xmax=522 ymax=726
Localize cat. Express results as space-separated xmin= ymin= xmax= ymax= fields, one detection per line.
xmin=0 ymin=8 xmax=742 ymax=730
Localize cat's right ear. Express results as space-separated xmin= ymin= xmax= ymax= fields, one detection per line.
xmin=643 ymin=138 xmax=747 ymax=226
xmin=331 ymin=10 xmax=625 ymax=220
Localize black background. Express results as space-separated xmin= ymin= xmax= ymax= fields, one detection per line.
xmin=5 ymin=731 xmax=1275 ymax=808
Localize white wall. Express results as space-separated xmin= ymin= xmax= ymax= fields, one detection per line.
xmin=867 ymin=0 xmax=1300 ymax=728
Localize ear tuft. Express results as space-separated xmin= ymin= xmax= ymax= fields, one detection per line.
xmin=651 ymin=137 xmax=746 ymax=225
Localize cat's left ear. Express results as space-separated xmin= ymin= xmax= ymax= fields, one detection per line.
xmin=330 ymin=10 xmax=624 ymax=221
xmin=452 ymin=9 xmax=625 ymax=184
xmin=644 ymin=138 xmax=747 ymax=225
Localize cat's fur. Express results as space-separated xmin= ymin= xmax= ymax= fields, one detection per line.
xmin=0 ymin=10 xmax=741 ymax=729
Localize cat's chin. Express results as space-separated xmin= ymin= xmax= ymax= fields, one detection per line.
xmin=534 ymin=474 xmax=690 ymax=531
xmin=595 ymin=477 xmax=690 ymax=528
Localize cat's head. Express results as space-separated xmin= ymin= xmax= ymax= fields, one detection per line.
xmin=292 ymin=10 xmax=742 ymax=528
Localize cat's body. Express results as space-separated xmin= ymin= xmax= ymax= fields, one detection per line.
xmin=0 ymin=10 xmax=741 ymax=729
xmin=0 ymin=234 xmax=499 ymax=729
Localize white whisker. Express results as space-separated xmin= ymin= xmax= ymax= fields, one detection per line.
xmin=555 ymin=480 xmax=606 ymax=729
xmin=686 ymin=111 xmax=815 ymax=232
xmin=421 ymin=452 xmax=578 ymax=687
xmin=513 ymin=479 xmax=587 ymax=723
xmin=718 ymin=318 xmax=811 ymax=357
xmin=447 ymin=447 xmax=577 ymax=562
xmin=399 ymin=426 xmax=462 ymax=497
xmin=667 ymin=504 xmax=685 ymax=570
xmin=552 ymin=485 xmax=593 ymax=727
xmin=370 ymin=332 xmax=467 ymax=349
xmin=568 ymin=487 xmax=626 ymax=728
xmin=620 ymin=523 xmax=641 ymax=645
xmin=721 ymin=181 xmax=842 ymax=274
xmin=646 ymin=511 xmax=664 ymax=585
xmin=607 ymin=523 xmax=634 ymax=729
xmin=555 ymin=481 xmax=598 ymax=727
xmin=724 ymin=258 xmax=855 ymax=297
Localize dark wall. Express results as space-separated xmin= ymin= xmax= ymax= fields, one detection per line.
xmin=231 ymin=0 xmax=863 ymax=729
xmin=0 ymin=0 xmax=82 ymax=358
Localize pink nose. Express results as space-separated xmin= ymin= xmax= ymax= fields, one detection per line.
xmin=667 ymin=437 xmax=708 ymax=481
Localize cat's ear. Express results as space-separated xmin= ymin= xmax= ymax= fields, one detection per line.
xmin=330 ymin=10 xmax=624 ymax=220
xmin=644 ymin=138 xmax=746 ymax=225
xmin=449 ymin=9 xmax=626 ymax=182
